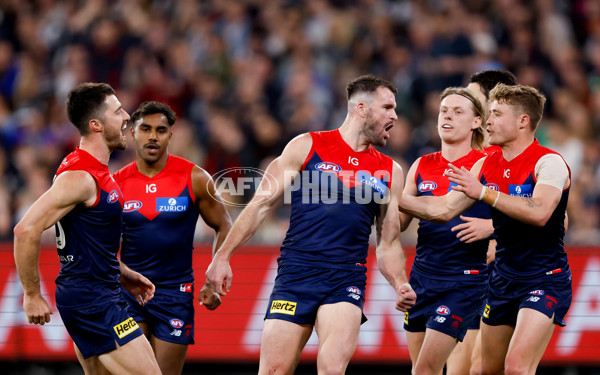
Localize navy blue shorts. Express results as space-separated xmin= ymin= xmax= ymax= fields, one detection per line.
xmin=122 ymin=285 xmax=195 ymax=345
xmin=466 ymin=262 xmax=494 ymax=330
xmin=467 ymin=296 xmax=488 ymax=330
xmin=265 ymin=265 xmax=367 ymax=325
xmin=482 ymin=271 xmax=572 ymax=327
xmin=468 ymin=314 xmax=481 ymax=330
xmin=58 ymin=299 xmax=143 ymax=359
xmin=403 ymin=270 xmax=486 ymax=341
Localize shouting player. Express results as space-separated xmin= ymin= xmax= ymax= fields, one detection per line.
xmin=206 ymin=75 xmax=416 ymax=374
xmin=14 ymin=83 xmax=161 ymax=374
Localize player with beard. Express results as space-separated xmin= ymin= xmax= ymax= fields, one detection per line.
xmin=114 ymin=101 xmax=232 ymax=375
xmin=14 ymin=83 xmax=161 ymax=374
xmin=206 ymin=75 xmax=416 ymax=374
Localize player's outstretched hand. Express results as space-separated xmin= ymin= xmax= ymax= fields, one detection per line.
xmin=444 ymin=163 xmax=483 ymax=200
xmin=395 ymin=283 xmax=417 ymax=312
xmin=205 ymin=252 xmax=232 ymax=296
xmin=119 ymin=267 xmax=155 ymax=306
xmin=198 ymin=282 xmax=222 ymax=310
xmin=451 ymin=216 xmax=494 ymax=243
xmin=23 ymin=293 xmax=52 ymax=325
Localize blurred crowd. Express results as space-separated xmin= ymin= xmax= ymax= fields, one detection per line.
xmin=0 ymin=0 xmax=599 ymax=246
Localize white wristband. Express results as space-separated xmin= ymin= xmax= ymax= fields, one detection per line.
xmin=492 ymin=192 xmax=500 ymax=208
xmin=478 ymin=186 xmax=486 ymax=200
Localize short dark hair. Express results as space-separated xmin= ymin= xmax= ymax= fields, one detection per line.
xmin=66 ymin=82 xmax=115 ymax=135
xmin=469 ymin=70 xmax=517 ymax=100
xmin=489 ymin=84 xmax=546 ymax=131
xmin=130 ymin=101 xmax=176 ymax=126
xmin=346 ymin=74 xmax=397 ymax=101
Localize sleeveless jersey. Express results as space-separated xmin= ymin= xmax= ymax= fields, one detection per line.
xmin=54 ymin=148 xmax=124 ymax=308
xmin=114 ymin=155 xmax=200 ymax=290
xmin=484 ymin=145 xmax=501 ymax=155
xmin=479 ymin=139 xmax=571 ymax=280
xmin=280 ymin=130 xmax=394 ymax=271
xmin=413 ymin=149 xmax=490 ymax=280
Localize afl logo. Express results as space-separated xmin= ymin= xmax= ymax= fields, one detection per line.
xmin=170 ymin=319 xmax=184 ymax=328
xmin=486 ymin=183 xmax=499 ymax=191
xmin=107 ymin=190 xmax=119 ymax=203
xmin=346 ymin=286 xmax=362 ymax=295
xmin=529 ymin=290 xmax=545 ymax=296
xmin=418 ymin=181 xmax=437 ymax=192
xmin=123 ymin=200 xmax=142 ymax=212
xmin=315 ymin=162 xmax=341 ymax=173
xmin=436 ymin=305 xmax=451 ymax=315
xmin=210 ymin=167 xmax=279 ymax=208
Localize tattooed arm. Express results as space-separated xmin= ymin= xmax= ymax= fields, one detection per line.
xmin=446 ymin=154 xmax=569 ymax=227
xmin=524 ymin=197 xmax=542 ymax=208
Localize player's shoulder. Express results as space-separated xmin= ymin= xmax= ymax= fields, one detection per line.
xmin=517 ymin=139 xmax=564 ymax=166
xmin=190 ymin=163 xmax=211 ymax=183
xmin=283 ymin=132 xmax=314 ymax=154
xmin=530 ymin=140 xmax=562 ymax=158
xmin=55 ymin=168 xmax=96 ymax=187
xmin=168 ymin=154 xmax=196 ymax=172
xmin=461 ymin=149 xmax=487 ymax=166
xmin=113 ymin=161 xmax=137 ymax=182
xmin=422 ymin=150 xmax=442 ymax=161
xmin=303 ymin=129 xmax=347 ymax=150
xmin=390 ymin=158 xmax=403 ymax=175
xmin=309 ymin=129 xmax=337 ymax=141
xmin=57 ymin=148 xmax=104 ymax=176
xmin=292 ymin=132 xmax=316 ymax=145
xmin=416 ymin=151 xmax=442 ymax=168
xmin=57 ymin=148 xmax=87 ymax=171
xmin=48 ymin=169 xmax=98 ymax=209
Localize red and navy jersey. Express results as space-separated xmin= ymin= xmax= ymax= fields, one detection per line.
xmin=480 ymin=139 xmax=571 ymax=280
xmin=114 ymin=155 xmax=200 ymax=291
xmin=414 ymin=150 xmax=490 ymax=280
xmin=280 ymin=130 xmax=394 ymax=271
xmin=54 ymin=148 xmax=124 ymax=308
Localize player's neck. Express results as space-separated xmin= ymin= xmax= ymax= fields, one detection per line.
xmin=338 ymin=119 xmax=370 ymax=152
xmin=79 ymin=136 xmax=110 ymax=165
xmin=136 ymin=154 xmax=169 ymax=177
xmin=441 ymin=140 xmax=472 ymax=162
xmin=500 ymin=134 xmax=535 ymax=162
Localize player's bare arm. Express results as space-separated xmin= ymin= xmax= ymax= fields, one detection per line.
xmin=446 ymin=155 xmax=568 ymax=227
xmin=398 ymin=158 xmax=420 ymax=232
xmin=398 ymin=158 xmax=479 ymax=224
xmin=376 ymin=161 xmax=416 ymax=312
xmin=205 ymin=133 xmax=313 ymax=295
xmin=192 ymin=166 xmax=233 ymax=254
xmin=192 ymin=166 xmax=233 ymax=309
xmin=14 ymin=170 xmax=97 ymax=325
